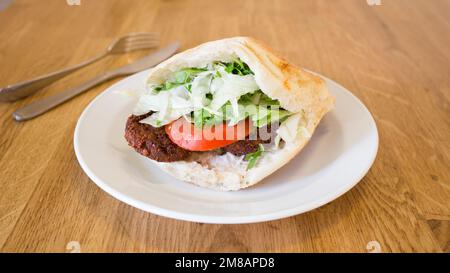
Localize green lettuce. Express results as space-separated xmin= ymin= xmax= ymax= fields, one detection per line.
xmin=137 ymin=58 xmax=292 ymax=129
xmin=245 ymin=144 xmax=264 ymax=170
xmin=153 ymin=67 xmax=207 ymax=92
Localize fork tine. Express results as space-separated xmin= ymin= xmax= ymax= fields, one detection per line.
xmin=123 ymin=37 xmax=159 ymax=44
xmin=124 ymin=32 xmax=158 ymax=40
xmin=124 ymin=34 xmax=158 ymax=41
xmin=114 ymin=33 xmax=157 ymax=45
xmin=124 ymin=38 xmax=159 ymax=44
xmin=123 ymin=41 xmax=159 ymax=51
xmin=123 ymin=44 xmax=157 ymax=52
xmin=109 ymin=32 xmax=159 ymax=53
xmin=124 ymin=38 xmax=159 ymax=46
xmin=122 ymin=39 xmax=159 ymax=48
xmin=128 ymin=32 xmax=158 ymax=36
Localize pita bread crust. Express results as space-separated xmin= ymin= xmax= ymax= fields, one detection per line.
xmin=144 ymin=37 xmax=334 ymax=191
xmin=154 ymin=160 xmax=245 ymax=191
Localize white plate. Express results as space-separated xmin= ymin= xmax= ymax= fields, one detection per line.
xmin=74 ymin=69 xmax=378 ymax=224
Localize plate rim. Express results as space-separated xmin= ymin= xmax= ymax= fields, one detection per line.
xmin=74 ymin=70 xmax=379 ymax=224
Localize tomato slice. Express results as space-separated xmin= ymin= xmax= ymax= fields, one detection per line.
xmin=165 ymin=118 xmax=252 ymax=151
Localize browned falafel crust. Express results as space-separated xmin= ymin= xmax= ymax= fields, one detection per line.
xmin=125 ymin=113 xmax=191 ymax=162
xmin=125 ymin=113 xmax=272 ymax=162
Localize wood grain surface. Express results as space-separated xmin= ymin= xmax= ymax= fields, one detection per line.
xmin=0 ymin=0 xmax=449 ymax=253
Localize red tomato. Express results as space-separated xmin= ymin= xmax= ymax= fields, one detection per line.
xmin=165 ymin=118 xmax=252 ymax=151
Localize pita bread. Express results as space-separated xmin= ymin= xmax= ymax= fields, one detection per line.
xmin=144 ymin=37 xmax=334 ymax=191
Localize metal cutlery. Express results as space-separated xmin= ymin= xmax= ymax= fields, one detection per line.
xmin=13 ymin=42 xmax=180 ymax=121
xmin=0 ymin=32 xmax=159 ymax=102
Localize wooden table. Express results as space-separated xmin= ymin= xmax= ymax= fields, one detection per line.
xmin=0 ymin=0 xmax=448 ymax=253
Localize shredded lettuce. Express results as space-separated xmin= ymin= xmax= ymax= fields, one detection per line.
xmin=276 ymin=112 xmax=311 ymax=142
xmin=207 ymin=66 xmax=259 ymax=111
xmin=135 ymin=58 xmax=292 ymax=130
xmin=152 ymin=67 xmax=207 ymax=93
xmin=192 ymin=108 xmax=223 ymax=127
xmin=219 ymin=59 xmax=253 ymax=76
xmin=245 ymin=144 xmax=264 ymax=170
xmin=253 ymin=107 xmax=291 ymax=128
xmin=134 ymin=85 xmax=193 ymax=126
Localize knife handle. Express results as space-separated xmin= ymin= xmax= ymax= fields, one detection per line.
xmin=0 ymin=53 xmax=106 ymax=102
xmin=13 ymin=70 xmax=118 ymax=121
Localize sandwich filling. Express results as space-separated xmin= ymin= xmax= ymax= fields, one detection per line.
xmin=125 ymin=58 xmax=306 ymax=169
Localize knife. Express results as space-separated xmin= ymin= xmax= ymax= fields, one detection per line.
xmin=13 ymin=42 xmax=180 ymax=122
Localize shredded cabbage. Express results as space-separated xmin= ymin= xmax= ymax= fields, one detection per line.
xmin=276 ymin=113 xmax=311 ymax=142
xmin=134 ymin=59 xmax=297 ymax=151
xmin=207 ymin=66 xmax=259 ymax=111
xmin=134 ymin=85 xmax=193 ymax=126
xmin=135 ymin=60 xmax=263 ymax=127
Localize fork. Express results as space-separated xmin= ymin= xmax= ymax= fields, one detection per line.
xmin=0 ymin=32 xmax=159 ymax=102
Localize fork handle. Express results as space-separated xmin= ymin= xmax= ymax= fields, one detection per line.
xmin=0 ymin=52 xmax=107 ymax=102
xmin=13 ymin=70 xmax=119 ymax=121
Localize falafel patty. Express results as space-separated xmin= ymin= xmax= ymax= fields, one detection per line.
xmin=125 ymin=113 xmax=273 ymax=162
xmin=125 ymin=113 xmax=191 ymax=162
xmin=222 ymin=124 xmax=273 ymax=156
xmin=222 ymin=139 xmax=266 ymax=156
